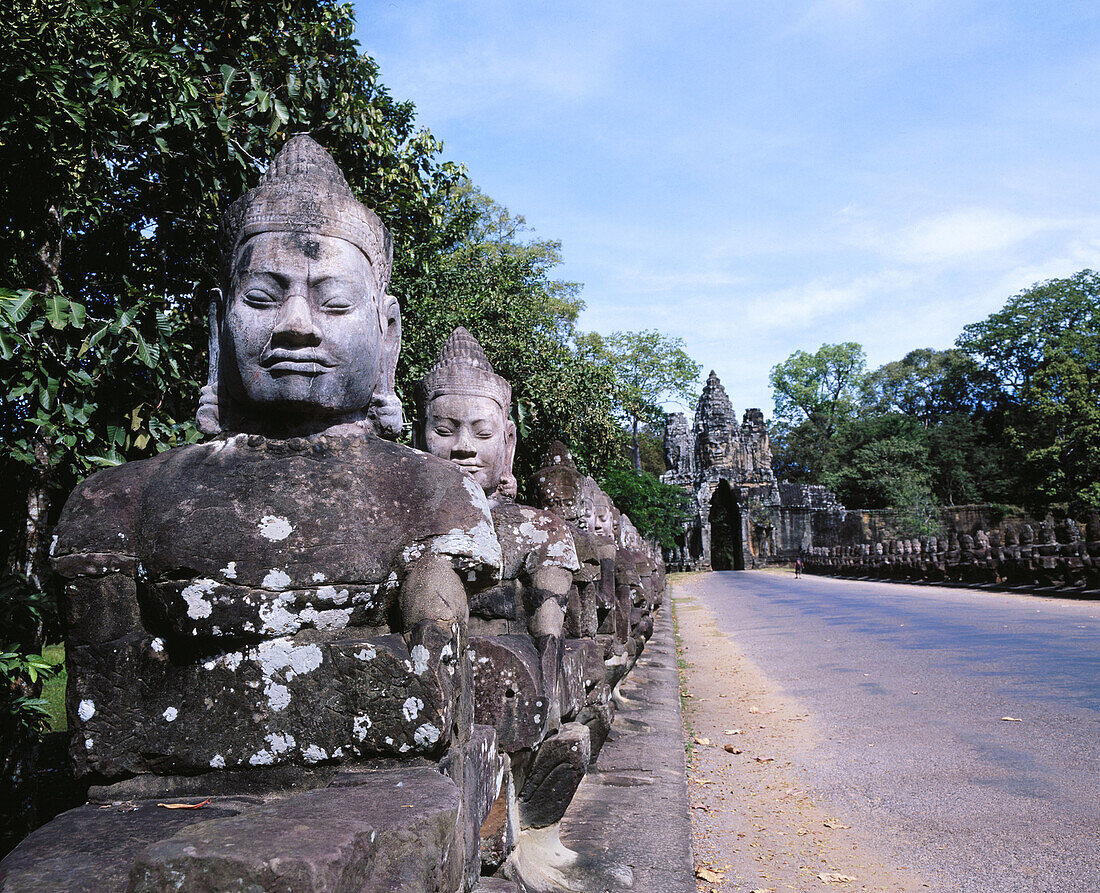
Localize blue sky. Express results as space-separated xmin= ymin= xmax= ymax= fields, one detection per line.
xmin=355 ymin=0 xmax=1100 ymax=417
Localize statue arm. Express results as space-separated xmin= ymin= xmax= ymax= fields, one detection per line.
xmin=399 ymin=553 xmax=469 ymax=633
xmin=528 ymin=565 xmax=571 ymax=639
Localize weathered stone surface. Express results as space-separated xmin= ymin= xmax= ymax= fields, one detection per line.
xmin=518 ymin=723 xmax=591 ymax=829
xmin=68 ymin=621 xmax=461 ymax=780
xmin=472 ymin=879 xmax=521 ymax=892
xmin=468 ymin=635 xmax=550 ymax=753
xmin=441 ymin=724 xmax=505 ymax=891
xmin=0 ymin=800 xmax=255 ymax=893
xmin=479 ymin=764 xmax=519 ymax=872
xmin=129 ymin=769 xmax=463 ymax=893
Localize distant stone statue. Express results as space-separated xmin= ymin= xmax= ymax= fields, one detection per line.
xmin=27 ymin=137 xmax=506 ymax=891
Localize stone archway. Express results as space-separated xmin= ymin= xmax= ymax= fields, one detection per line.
xmin=708 ymin=479 xmax=744 ymax=570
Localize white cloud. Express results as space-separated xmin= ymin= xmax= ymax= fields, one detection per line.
xmin=896 ymin=208 xmax=1055 ymax=264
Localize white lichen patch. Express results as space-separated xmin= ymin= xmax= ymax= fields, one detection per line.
xmin=432 ymin=519 xmax=503 ymax=573
xmin=150 ymin=637 xmax=165 ymax=653
xmin=49 ymin=535 xmax=58 ymax=557
xmin=258 ymin=515 xmax=293 ymax=542
xmin=316 ymin=585 xmax=349 ymax=606
xmin=518 ymin=520 xmax=550 ymax=546
xmin=257 ymin=639 xmax=323 ymax=676
xmin=209 ymin=754 xmax=226 ymax=769
xmin=265 ymin=731 xmax=296 ymax=754
xmin=402 ymin=696 xmax=423 ymax=721
xmin=385 ymin=571 xmax=399 ymax=591
xmin=259 ymin=599 xmax=297 ymax=635
xmin=410 ymin=644 xmax=430 ymax=675
xmin=181 ymin=578 xmax=217 ymax=619
xmin=220 ymin=561 xmax=238 ymax=579
xmin=162 ymin=706 xmax=178 ymax=722
xmin=261 ymin=568 xmax=292 ymax=591
xmin=299 ymin=604 xmax=351 ymax=630
xmin=77 ymin=700 xmax=95 ymax=722
xmin=462 ymin=475 xmax=494 ymax=521
xmin=85 ymin=738 xmax=94 ymax=750
xmin=414 ymin=723 xmax=440 ymax=749
xmin=355 ymin=645 xmax=377 ymax=662
xmin=265 ymin=682 xmax=291 ymax=711
xmin=546 ymin=537 xmax=580 ymax=570
xmin=302 ymin=744 xmax=328 ymax=764
xmin=353 ymin=714 xmax=373 ymax=741
xmin=312 ymin=572 xmax=326 ymax=582
xmin=248 ymin=750 xmax=274 ymax=766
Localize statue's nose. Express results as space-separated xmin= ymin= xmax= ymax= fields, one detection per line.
xmin=451 ymin=427 xmax=477 ymax=457
xmin=273 ymin=293 xmax=322 ymax=346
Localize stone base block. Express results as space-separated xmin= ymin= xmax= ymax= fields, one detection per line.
xmin=0 ymin=767 xmax=466 ymax=893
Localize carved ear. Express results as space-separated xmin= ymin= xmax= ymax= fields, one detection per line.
xmin=368 ymin=293 xmax=404 ymax=439
xmin=503 ymin=418 xmax=517 ymax=477
xmin=378 ymin=293 xmax=401 ymax=394
xmin=195 ymin=289 xmax=224 ymax=436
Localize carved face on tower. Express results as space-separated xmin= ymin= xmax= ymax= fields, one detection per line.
xmin=417 ymin=328 xmax=517 ymax=498
xmin=199 ymin=135 xmax=402 ymax=437
xmin=700 ymin=430 xmax=731 ymax=469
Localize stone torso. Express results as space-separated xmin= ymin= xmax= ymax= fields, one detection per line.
xmin=54 ymin=434 xmax=501 ymax=782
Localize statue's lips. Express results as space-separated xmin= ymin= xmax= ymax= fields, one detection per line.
xmin=261 ymin=351 xmax=338 ymax=375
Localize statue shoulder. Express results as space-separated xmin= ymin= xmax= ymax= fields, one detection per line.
xmin=367 ymin=440 xmax=504 ymax=585
xmin=52 ymin=447 xmax=180 ymax=573
xmin=491 ymin=502 xmax=580 ymax=575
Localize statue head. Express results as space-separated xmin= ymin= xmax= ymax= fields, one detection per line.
xmin=580 ymin=478 xmax=614 ymax=540
xmin=197 ymin=135 xmax=402 ymax=438
xmin=533 ymin=442 xmax=584 ymax=523
xmin=416 ymin=327 xmax=516 ymax=499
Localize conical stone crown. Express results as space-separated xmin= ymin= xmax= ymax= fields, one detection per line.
xmin=218 ymin=134 xmax=392 ymax=287
xmin=418 ymin=327 xmax=511 ymax=410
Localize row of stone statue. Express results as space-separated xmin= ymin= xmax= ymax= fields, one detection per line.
xmin=804 ymin=515 xmax=1100 ymax=590
xmin=0 ymin=136 xmax=666 ymax=893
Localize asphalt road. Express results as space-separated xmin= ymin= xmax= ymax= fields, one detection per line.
xmin=694 ymin=570 xmax=1100 ymax=893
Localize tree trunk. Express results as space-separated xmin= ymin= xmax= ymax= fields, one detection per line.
xmin=632 ymin=416 xmax=641 ymax=472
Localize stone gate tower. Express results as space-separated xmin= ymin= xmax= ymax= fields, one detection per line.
xmin=662 ymin=371 xmax=782 ymax=570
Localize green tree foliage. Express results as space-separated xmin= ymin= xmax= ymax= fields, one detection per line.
xmin=770 ymin=272 xmax=1100 ymax=517
xmin=398 ymin=184 xmax=623 ymax=485
xmin=2 ymin=0 xmax=462 ymax=584
xmin=580 ymin=329 xmax=700 ymax=471
xmin=957 ymin=270 xmax=1100 ymax=510
xmin=598 ymin=468 xmax=691 ymax=549
xmin=768 ymin=342 xmax=866 ymax=481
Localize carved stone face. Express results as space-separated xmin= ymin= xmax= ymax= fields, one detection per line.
xmin=222 ymin=232 xmax=386 ymax=419
xmin=592 ymin=494 xmax=614 ymax=540
xmin=423 ymin=393 xmax=514 ymax=495
xmin=700 ymin=432 xmax=730 ymax=468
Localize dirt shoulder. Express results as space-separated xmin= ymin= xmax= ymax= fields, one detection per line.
xmin=673 ymin=573 xmax=931 ymax=893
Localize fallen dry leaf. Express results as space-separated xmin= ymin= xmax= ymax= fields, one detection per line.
xmin=818 ymin=872 xmax=858 ymax=885
xmin=754 ymin=756 xmax=774 ymax=763
xmin=748 ymin=705 xmax=760 ymax=714
xmin=724 ymin=744 xmax=743 ymax=754
xmin=723 ymin=729 xmax=743 ymax=735
xmin=1000 ymin=716 xmax=1023 ymax=722
xmin=157 ymin=799 xmax=211 ymax=810
xmin=823 ymin=818 xmax=850 ymax=829
xmin=694 ymin=736 xmax=713 ymax=746
xmin=695 ymin=865 xmax=725 ymax=883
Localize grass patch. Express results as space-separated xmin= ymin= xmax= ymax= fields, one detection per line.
xmin=671 ymin=599 xmax=695 ymax=765
xmin=40 ymin=643 xmax=67 ymax=732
